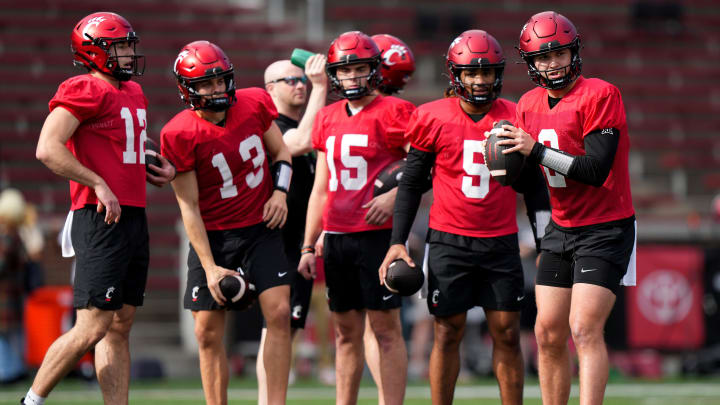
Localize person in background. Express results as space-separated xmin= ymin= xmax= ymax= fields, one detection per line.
xmin=0 ymin=188 xmax=29 ymax=385
xmin=256 ymin=53 xmax=327 ymax=404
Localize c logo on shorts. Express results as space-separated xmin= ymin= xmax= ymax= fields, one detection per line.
xmin=431 ymin=289 xmax=440 ymax=307
xmin=292 ymin=305 xmax=303 ymax=320
xmin=192 ymin=286 xmax=200 ymax=302
xmin=105 ymin=286 xmax=115 ymax=302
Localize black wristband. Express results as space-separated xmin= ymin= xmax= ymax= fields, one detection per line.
xmin=272 ymin=161 xmax=292 ymax=193
xmin=528 ymin=142 xmax=546 ymax=165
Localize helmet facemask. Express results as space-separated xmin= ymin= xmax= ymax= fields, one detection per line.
xmin=74 ymin=32 xmax=145 ymax=81
xmin=178 ymin=68 xmax=236 ymax=112
xmin=327 ymin=59 xmax=381 ymax=100
xmin=448 ymin=63 xmax=504 ymax=105
xmin=521 ymin=38 xmax=582 ymax=90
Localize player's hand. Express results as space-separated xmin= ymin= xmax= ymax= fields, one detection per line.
xmin=297 ymin=251 xmax=316 ymax=280
xmin=495 ymin=124 xmax=536 ymax=157
xmin=362 ymin=187 xmax=397 ymax=225
xmin=305 ymin=54 xmax=327 ymax=88
xmin=205 ymin=264 xmax=239 ymax=306
xmin=314 ymin=231 xmax=326 ymax=257
xmin=378 ymin=244 xmax=415 ymax=286
xmin=263 ymin=190 xmax=288 ymax=229
xmin=146 ymin=152 xmax=176 ymax=187
xmin=94 ymin=182 xmax=121 ymax=224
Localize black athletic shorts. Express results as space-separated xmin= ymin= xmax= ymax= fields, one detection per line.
xmin=184 ymin=223 xmax=293 ymax=311
xmin=281 ymin=223 xmax=314 ymax=329
xmin=536 ymin=216 xmax=636 ymax=294
xmin=425 ymin=229 xmax=524 ymax=317
xmin=323 ymin=229 xmax=401 ymax=312
xmin=289 ymin=274 xmax=314 ymax=329
xmin=71 ymin=205 xmax=149 ymax=310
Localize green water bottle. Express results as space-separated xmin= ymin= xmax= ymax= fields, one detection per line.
xmin=291 ymin=48 xmax=315 ymax=69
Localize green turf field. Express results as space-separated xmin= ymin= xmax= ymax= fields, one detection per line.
xmin=2 ymin=377 xmax=720 ymax=404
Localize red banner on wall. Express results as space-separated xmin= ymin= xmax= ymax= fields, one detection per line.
xmin=627 ymin=245 xmax=705 ymax=349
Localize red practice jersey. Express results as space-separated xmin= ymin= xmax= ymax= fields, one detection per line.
xmin=161 ymin=88 xmax=278 ymax=230
xmin=410 ymin=97 xmax=519 ymax=238
xmin=49 ymin=74 xmax=148 ymax=209
xmin=312 ymin=95 xmax=414 ymax=233
xmin=516 ymin=76 xmax=634 ymax=227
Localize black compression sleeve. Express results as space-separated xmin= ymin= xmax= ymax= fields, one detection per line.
xmin=568 ymin=128 xmax=620 ymax=187
xmin=390 ymin=147 xmax=435 ymax=245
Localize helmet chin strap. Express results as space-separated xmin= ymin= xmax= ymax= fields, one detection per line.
xmin=331 ymin=68 xmax=379 ymax=100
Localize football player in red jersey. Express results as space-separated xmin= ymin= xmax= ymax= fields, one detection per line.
xmin=255 ymin=54 xmax=328 ymax=405
xmin=27 ymin=12 xmax=176 ymax=405
xmin=297 ymin=31 xmax=414 ymax=405
xmin=161 ymin=41 xmax=293 ymax=405
xmin=355 ymin=32 xmax=417 ymax=405
xmin=379 ymin=30 xmax=550 ymax=405
xmin=498 ymin=11 xmax=636 ymax=405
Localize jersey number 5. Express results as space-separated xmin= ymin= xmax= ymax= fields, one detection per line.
xmin=120 ymin=107 xmax=147 ymax=164
xmin=462 ymin=140 xmax=490 ymax=199
xmin=325 ymin=134 xmax=368 ymax=192
xmin=211 ymin=135 xmax=265 ymax=199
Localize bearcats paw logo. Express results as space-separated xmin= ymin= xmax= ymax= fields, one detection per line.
xmin=191 ymin=286 xmax=200 ymax=302
xmin=520 ymin=23 xmax=528 ymax=36
xmin=448 ymin=36 xmax=462 ymax=52
xmin=82 ymin=16 xmax=106 ymax=39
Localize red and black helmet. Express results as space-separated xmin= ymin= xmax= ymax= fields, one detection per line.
xmin=372 ymin=34 xmax=415 ymax=95
xmin=517 ymin=11 xmax=582 ymax=89
xmin=173 ymin=41 xmax=236 ymax=111
xmin=446 ymin=30 xmax=505 ymax=104
xmin=71 ymin=12 xmax=145 ymax=81
xmin=326 ymin=31 xmax=382 ymax=100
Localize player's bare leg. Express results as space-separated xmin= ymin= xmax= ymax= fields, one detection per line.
xmin=257 ymin=327 xmax=299 ymax=405
xmin=258 ymin=285 xmax=292 ymax=405
xmin=95 ymin=304 xmax=136 ymax=405
xmin=30 ymin=306 xmax=114 ymax=397
xmin=367 ymin=308 xmax=407 ymax=405
xmin=570 ymin=284 xmax=616 ymax=405
xmin=310 ymin=284 xmax=334 ymax=383
xmin=193 ymin=310 xmax=228 ymax=405
xmin=535 ymin=285 xmax=572 ymax=405
xmin=332 ymin=309 xmax=365 ymax=405
xmin=429 ymin=312 xmax=466 ymax=405
xmin=363 ymin=316 xmax=385 ymax=405
xmin=256 ymin=328 xmax=268 ymax=405
xmin=485 ymin=309 xmax=523 ymax=405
